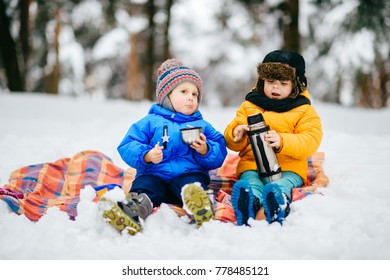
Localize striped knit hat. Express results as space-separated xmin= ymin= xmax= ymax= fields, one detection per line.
xmin=156 ymin=58 xmax=204 ymax=111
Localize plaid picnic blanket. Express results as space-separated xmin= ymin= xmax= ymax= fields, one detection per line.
xmin=209 ymin=152 xmax=329 ymax=222
xmin=0 ymin=150 xmax=328 ymax=223
xmin=0 ymin=150 xmax=135 ymax=221
xmin=209 ymin=152 xmax=329 ymax=192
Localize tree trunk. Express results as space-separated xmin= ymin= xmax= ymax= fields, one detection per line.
xmin=19 ymin=0 xmax=30 ymax=67
xmin=378 ymin=58 xmax=389 ymax=108
xmin=358 ymin=72 xmax=373 ymax=108
xmin=282 ymin=0 xmax=300 ymax=52
xmin=0 ymin=0 xmax=24 ymax=91
xmin=145 ymin=0 xmax=156 ymax=101
xmin=163 ymin=0 xmax=174 ymax=59
xmin=44 ymin=9 xmax=61 ymax=94
xmin=125 ymin=33 xmax=143 ymax=101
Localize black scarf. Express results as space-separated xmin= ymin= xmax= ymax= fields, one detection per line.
xmin=245 ymin=90 xmax=311 ymax=113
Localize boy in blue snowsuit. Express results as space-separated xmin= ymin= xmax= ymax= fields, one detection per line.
xmin=117 ymin=58 xmax=227 ymax=226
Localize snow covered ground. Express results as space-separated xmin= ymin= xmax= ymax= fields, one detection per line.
xmin=1 ymin=93 xmax=390 ymax=278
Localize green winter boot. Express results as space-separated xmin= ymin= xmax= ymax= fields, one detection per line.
xmin=181 ymin=183 xmax=214 ymax=227
xmin=99 ymin=192 xmax=153 ymax=235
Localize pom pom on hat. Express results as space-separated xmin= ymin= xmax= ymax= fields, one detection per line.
xmin=156 ymin=58 xmax=204 ymax=110
xmin=257 ymin=50 xmax=307 ymax=98
xmin=157 ymin=58 xmax=184 ymax=76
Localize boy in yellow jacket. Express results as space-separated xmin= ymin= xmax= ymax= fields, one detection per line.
xmin=224 ymin=50 xmax=323 ymax=225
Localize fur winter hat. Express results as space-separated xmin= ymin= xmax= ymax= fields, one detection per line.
xmin=156 ymin=58 xmax=204 ymax=111
xmin=256 ymin=50 xmax=307 ymax=98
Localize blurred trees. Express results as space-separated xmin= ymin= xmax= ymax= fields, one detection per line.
xmin=0 ymin=0 xmax=389 ymax=108
xmin=0 ymin=0 xmax=24 ymax=91
xmin=306 ymin=0 xmax=390 ymax=108
xmin=0 ymin=0 xmax=175 ymax=100
xmin=343 ymin=0 xmax=390 ymax=108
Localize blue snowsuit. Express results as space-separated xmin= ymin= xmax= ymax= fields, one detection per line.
xmin=118 ymin=104 xmax=227 ymax=206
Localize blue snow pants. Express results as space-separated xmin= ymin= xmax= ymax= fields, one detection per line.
xmin=130 ymin=172 xmax=210 ymax=207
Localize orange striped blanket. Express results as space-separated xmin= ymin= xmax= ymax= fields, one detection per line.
xmin=0 ymin=150 xmax=135 ymax=221
xmin=0 ymin=150 xmax=328 ymax=222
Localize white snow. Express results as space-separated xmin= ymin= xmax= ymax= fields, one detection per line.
xmin=1 ymin=0 xmax=390 ymax=277
xmin=1 ymin=93 xmax=390 ymax=279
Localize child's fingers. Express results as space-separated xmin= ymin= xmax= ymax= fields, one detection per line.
xmin=154 ymin=142 xmax=164 ymax=150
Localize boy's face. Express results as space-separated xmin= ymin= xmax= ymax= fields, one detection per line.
xmin=263 ymin=79 xmax=293 ymax=100
xmin=169 ymin=82 xmax=199 ymax=115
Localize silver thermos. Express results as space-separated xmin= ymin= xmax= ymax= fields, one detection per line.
xmin=247 ymin=113 xmax=283 ymax=182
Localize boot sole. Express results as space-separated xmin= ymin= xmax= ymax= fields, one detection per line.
xmin=99 ymin=197 xmax=142 ymax=235
xmin=263 ymin=183 xmax=287 ymax=224
xmin=182 ymin=184 xmax=214 ymax=227
xmin=231 ymin=180 xmax=254 ymax=226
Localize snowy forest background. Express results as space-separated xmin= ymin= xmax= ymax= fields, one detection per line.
xmin=1 ymin=0 xmax=389 ymax=108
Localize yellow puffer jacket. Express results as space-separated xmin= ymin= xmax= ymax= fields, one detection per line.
xmin=224 ymin=90 xmax=323 ymax=184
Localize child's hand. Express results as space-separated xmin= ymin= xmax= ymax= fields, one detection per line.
xmin=233 ymin=124 xmax=249 ymax=142
xmin=191 ymin=133 xmax=209 ymax=155
xmin=144 ymin=142 xmax=164 ymax=164
xmin=264 ymin=130 xmax=281 ymax=150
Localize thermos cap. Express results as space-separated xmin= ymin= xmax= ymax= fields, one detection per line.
xmin=248 ymin=113 xmax=264 ymax=125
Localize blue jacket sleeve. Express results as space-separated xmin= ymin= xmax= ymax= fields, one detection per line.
xmin=117 ymin=117 xmax=154 ymax=171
